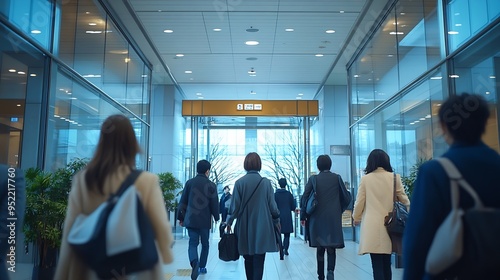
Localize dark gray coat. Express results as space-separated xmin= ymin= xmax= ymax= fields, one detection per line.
xmin=301 ymin=170 xmax=344 ymax=248
xmin=274 ymin=188 xmax=296 ymax=233
xmin=227 ymin=171 xmax=280 ymax=255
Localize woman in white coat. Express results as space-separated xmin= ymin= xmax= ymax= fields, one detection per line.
xmin=352 ymin=149 xmax=409 ymax=280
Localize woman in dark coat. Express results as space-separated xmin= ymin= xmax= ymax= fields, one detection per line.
xmin=274 ymin=178 xmax=296 ymax=256
xmin=225 ymin=152 xmax=280 ymax=280
xmin=300 ymin=155 xmax=345 ymax=280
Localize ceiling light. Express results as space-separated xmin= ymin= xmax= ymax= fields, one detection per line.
xmin=248 ymin=68 xmax=256 ymax=74
xmin=339 ymin=11 xmax=345 ymax=13
xmin=86 ymin=31 xmax=102 ymax=34
xmin=246 ymin=27 xmax=259 ymax=32
xmin=175 ymin=54 xmax=184 ymax=57
xmin=486 ymin=91 xmax=490 ymax=95
xmin=298 ymin=93 xmax=304 ymax=96
xmin=389 ymin=32 xmax=404 ymax=35
xmin=124 ymin=58 xmax=130 ymax=63
xmin=400 ymin=12 xmax=406 ymax=15
xmin=31 ymin=30 xmax=41 ymax=34
xmin=250 ymin=91 xmax=256 ymax=95
xmin=213 ymin=28 xmax=221 ymax=32
xmin=489 ymin=76 xmax=496 ymax=79
xmin=88 ymin=23 xmax=97 ymax=26
xmin=455 ymin=23 xmax=462 ymax=27
xmin=448 ymin=31 xmax=459 ymax=35
xmin=387 ymin=54 xmax=394 ymax=57
xmin=16 ymin=104 xmax=21 ymax=107
xmin=82 ymin=74 xmax=101 ymax=78
xmin=198 ymin=96 xmax=204 ymax=99
xmin=245 ymin=41 xmax=259 ymax=46
xmin=185 ymin=70 xmax=192 ymax=74
xmin=141 ymin=74 xmax=148 ymax=78
xmin=285 ymin=28 xmax=294 ymax=32
xmin=196 ymin=92 xmax=202 ymax=96
xmin=163 ymin=29 xmax=173 ymax=33
xmin=353 ymin=74 xmax=360 ymax=78
xmin=430 ymin=76 xmax=442 ymax=80
xmin=425 ymin=114 xmax=432 ymax=118
xmin=30 ymin=73 xmax=37 ymax=77
xmin=419 ymin=118 xmax=426 ymax=121
xmin=315 ymin=54 xmax=324 ymax=57
xmin=8 ymin=69 xmax=16 ymax=73
xmin=17 ymin=71 xmax=25 ymax=75
xmin=326 ymin=30 xmax=335 ymax=34
xmin=85 ymin=11 xmax=90 ymax=14
xmin=296 ymin=97 xmax=302 ymax=99
xmin=449 ymin=74 xmax=459 ymax=78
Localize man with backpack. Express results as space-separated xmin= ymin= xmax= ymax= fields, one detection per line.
xmin=178 ymin=160 xmax=220 ymax=280
xmin=403 ymin=93 xmax=500 ymax=279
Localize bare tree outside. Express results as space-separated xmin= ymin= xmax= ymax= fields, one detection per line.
xmin=262 ymin=128 xmax=304 ymax=197
xmin=207 ymin=141 xmax=242 ymax=191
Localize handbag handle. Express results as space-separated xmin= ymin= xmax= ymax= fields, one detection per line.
xmin=392 ymin=173 xmax=397 ymax=203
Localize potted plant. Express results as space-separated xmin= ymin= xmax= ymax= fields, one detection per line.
xmin=23 ymin=158 xmax=87 ymax=279
xmin=401 ymin=158 xmax=430 ymax=200
xmin=157 ymin=172 xmax=183 ymax=221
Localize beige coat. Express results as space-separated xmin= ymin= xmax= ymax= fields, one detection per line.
xmin=54 ymin=166 xmax=174 ymax=280
xmin=352 ymin=168 xmax=410 ymax=255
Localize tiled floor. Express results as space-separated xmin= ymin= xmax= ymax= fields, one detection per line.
xmin=9 ymin=226 xmax=404 ymax=280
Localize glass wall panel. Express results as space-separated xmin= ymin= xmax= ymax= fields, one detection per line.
xmin=125 ymin=46 xmax=146 ymax=116
xmin=447 ymin=0 xmax=500 ymax=52
xmin=45 ymin=64 xmax=148 ymax=170
xmin=101 ymin=19 xmax=128 ymax=99
xmin=0 ymin=0 xmax=52 ymax=49
xmin=451 ymin=23 xmax=500 ymax=151
xmin=396 ymin=0 xmax=443 ymax=86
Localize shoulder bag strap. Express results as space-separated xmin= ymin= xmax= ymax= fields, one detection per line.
xmin=435 ymin=157 xmax=484 ymax=209
xmin=311 ymin=175 xmax=317 ymax=193
xmin=241 ymin=177 xmax=264 ymax=211
xmin=393 ymin=173 xmax=397 ymax=203
xmin=114 ymin=169 xmax=143 ymax=197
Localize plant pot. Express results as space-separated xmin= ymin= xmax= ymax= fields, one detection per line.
xmin=32 ymin=265 xmax=56 ymax=280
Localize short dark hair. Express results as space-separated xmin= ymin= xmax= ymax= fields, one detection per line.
xmin=316 ymin=155 xmax=332 ymax=171
xmin=223 ymin=185 xmax=230 ymax=191
xmin=278 ymin=178 xmax=287 ymax=188
xmin=197 ymin=160 xmax=211 ymax=174
xmin=438 ymin=93 xmax=490 ymax=144
xmin=364 ymin=149 xmax=393 ymax=174
xmin=244 ymin=152 xmax=262 ymax=171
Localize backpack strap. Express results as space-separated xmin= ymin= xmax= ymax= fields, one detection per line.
xmin=114 ymin=170 xmax=143 ymax=197
xmin=435 ymin=158 xmax=484 ymax=209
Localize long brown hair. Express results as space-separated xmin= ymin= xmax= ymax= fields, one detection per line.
xmin=85 ymin=114 xmax=140 ymax=193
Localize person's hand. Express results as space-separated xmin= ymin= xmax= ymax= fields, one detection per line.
xmin=354 ymin=220 xmax=361 ymax=226
xmin=226 ymin=224 xmax=232 ymax=233
xmin=300 ymin=220 xmax=306 ymax=227
xmin=178 ymin=220 xmax=184 ymax=227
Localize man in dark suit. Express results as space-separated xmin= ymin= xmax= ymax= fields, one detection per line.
xmin=219 ymin=185 xmax=231 ymax=237
xmin=0 ymin=165 xmax=25 ymax=280
xmin=274 ymin=178 xmax=296 ymax=256
xmin=177 ymin=160 xmax=219 ymax=280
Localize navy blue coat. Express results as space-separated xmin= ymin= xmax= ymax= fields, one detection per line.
xmin=403 ymin=141 xmax=500 ymax=280
xmin=177 ymin=173 xmax=219 ymax=229
xmin=274 ymin=188 xmax=296 ymax=233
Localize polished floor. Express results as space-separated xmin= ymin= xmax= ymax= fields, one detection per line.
xmin=10 ymin=226 xmax=404 ymax=280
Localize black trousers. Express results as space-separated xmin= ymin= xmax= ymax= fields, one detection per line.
xmin=243 ymin=254 xmax=266 ymax=280
xmin=370 ymin=253 xmax=392 ymax=280
xmin=317 ymin=247 xmax=336 ymax=278
xmin=283 ymin=233 xmax=291 ymax=251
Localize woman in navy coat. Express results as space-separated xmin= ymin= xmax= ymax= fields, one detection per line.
xmin=403 ymin=94 xmax=500 ymax=280
xmin=274 ymin=178 xmax=296 ymax=256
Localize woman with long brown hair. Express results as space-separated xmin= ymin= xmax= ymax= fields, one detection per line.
xmin=55 ymin=114 xmax=174 ymax=280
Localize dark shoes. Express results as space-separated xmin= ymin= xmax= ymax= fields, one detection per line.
xmin=327 ymin=270 xmax=334 ymax=280
xmin=284 ymin=249 xmax=289 ymax=256
xmin=191 ymin=260 xmax=199 ymax=280
xmin=199 ymin=267 xmax=207 ymax=274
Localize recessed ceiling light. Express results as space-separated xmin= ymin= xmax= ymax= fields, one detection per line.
xmin=8 ymin=69 xmax=16 ymax=73
xmin=400 ymin=12 xmax=406 ymax=15
xmin=85 ymin=11 xmax=90 ymax=14
xmin=296 ymin=97 xmax=302 ymax=99
xmin=248 ymin=68 xmax=256 ymax=74
xmin=17 ymin=71 xmax=25 ymax=75
xmin=245 ymin=41 xmax=259 ymax=46
xmin=486 ymin=91 xmax=490 ymax=95
xmin=326 ymin=30 xmax=335 ymax=34
xmin=185 ymin=70 xmax=192 ymax=74
xmin=16 ymin=104 xmax=21 ymax=107
xmin=315 ymin=54 xmax=324 ymax=57
xmin=30 ymin=73 xmax=37 ymax=77
xmin=389 ymin=32 xmax=404 ymax=35
xmin=340 ymin=11 xmax=345 ymax=13
xmin=198 ymin=96 xmax=204 ymax=99
xmin=489 ymin=76 xmax=496 ymax=79
xmin=158 ymin=10 xmax=162 ymax=12
xmin=285 ymin=28 xmax=294 ymax=32
xmin=250 ymin=91 xmax=256 ymax=95
xmin=86 ymin=31 xmax=102 ymax=34
xmin=124 ymin=58 xmax=130 ymax=63
xmin=213 ymin=28 xmax=222 ymax=32
xmin=430 ymin=76 xmax=442 ymax=80
xmin=141 ymin=74 xmax=148 ymax=78
xmin=450 ymin=74 xmax=459 ymax=78
xmin=175 ymin=54 xmax=184 ymax=57
xmin=163 ymin=29 xmax=173 ymax=33
xmin=455 ymin=23 xmax=462 ymax=27
xmin=298 ymin=93 xmax=304 ymax=96
xmin=387 ymin=54 xmax=394 ymax=57
xmin=448 ymin=31 xmax=459 ymax=35
xmin=88 ymin=23 xmax=97 ymax=26
xmin=31 ymin=30 xmax=41 ymax=34
xmin=354 ymin=74 xmax=360 ymax=78
xmin=196 ymin=92 xmax=202 ymax=96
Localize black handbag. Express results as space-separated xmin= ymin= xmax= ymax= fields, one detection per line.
xmin=384 ymin=173 xmax=409 ymax=235
xmin=218 ymin=231 xmax=239 ymax=261
xmin=305 ymin=176 xmax=318 ymax=215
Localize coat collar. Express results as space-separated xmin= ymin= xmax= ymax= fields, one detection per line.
xmin=373 ymin=167 xmax=387 ymax=172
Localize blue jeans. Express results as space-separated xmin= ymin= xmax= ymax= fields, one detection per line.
xmin=187 ymin=228 xmax=210 ymax=268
